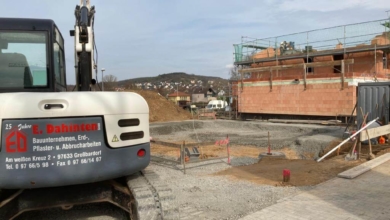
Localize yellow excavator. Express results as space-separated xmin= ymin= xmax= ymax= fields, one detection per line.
xmin=0 ymin=0 xmax=178 ymax=219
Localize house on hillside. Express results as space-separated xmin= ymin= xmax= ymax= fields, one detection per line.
xmin=192 ymin=93 xmax=208 ymax=103
xmin=207 ymin=88 xmax=217 ymax=98
xmin=167 ymin=91 xmax=191 ymax=107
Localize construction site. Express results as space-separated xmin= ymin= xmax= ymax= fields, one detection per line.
xmin=142 ymin=17 xmax=390 ymax=220
xmin=144 ymin=86 xmax=390 ymax=219
xmin=1 ymin=2 xmax=390 ymax=219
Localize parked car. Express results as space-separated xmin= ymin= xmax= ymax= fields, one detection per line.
xmin=205 ymin=100 xmax=228 ymax=110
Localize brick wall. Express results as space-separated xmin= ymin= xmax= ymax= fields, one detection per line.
xmin=238 ymin=81 xmax=356 ymax=116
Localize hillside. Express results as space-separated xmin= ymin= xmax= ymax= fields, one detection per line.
xmin=119 ymin=72 xmax=226 ymax=84
xmin=118 ymin=72 xmax=229 ymax=96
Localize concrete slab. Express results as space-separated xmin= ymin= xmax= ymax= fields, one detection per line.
xmin=258 ymin=151 xmax=286 ymax=161
xmin=337 ymin=153 xmax=390 ymax=179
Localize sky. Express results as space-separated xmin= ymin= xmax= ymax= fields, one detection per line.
xmin=1 ymin=0 xmax=389 ymax=84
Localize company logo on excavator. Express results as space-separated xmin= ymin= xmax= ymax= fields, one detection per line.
xmin=5 ymin=128 xmax=27 ymax=153
xmin=32 ymin=123 xmax=100 ymax=134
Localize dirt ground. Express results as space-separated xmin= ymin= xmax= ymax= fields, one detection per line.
xmin=151 ymin=142 xmax=365 ymax=187
xmin=125 ymin=89 xmax=193 ymax=122
xmin=214 ymin=156 xmax=363 ymax=187
xmin=213 ymin=141 xmax=390 ymax=187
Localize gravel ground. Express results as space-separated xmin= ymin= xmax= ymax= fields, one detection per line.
xmin=149 ymin=158 xmax=313 ymax=220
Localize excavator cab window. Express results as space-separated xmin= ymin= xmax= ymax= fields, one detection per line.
xmin=0 ymin=18 xmax=67 ymax=93
xmin=0 ymin=31 xmax=48 ymax=88
xmin=53 ymin=27 xmax=66 ymax=88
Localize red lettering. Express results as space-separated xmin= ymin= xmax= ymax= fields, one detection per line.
xmin=47 ymin=124 xmax=54 ymax=134
xmin=33 ymin=125 xmax=39 ymax=134
xmin=61 ymin=124 xmax=68 ymax=132
xmin=5 ymin=129 xmax=27 ymax=153
xmin=44 ymin=123 xmax=99 ymax=134
xmin=6 ymin=133 xmax=16 ymax=153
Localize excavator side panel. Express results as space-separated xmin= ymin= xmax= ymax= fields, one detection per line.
xmin=0 ymin=117 xmax=150 ymax=189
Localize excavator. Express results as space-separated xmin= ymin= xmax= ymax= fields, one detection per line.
xmin=0 ymin=0 xmax=178 ymax=219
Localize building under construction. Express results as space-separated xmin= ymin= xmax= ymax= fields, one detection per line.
xmin=232 ymin=18 xmax=390 ymax=121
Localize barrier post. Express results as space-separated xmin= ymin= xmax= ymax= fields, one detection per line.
xmin=226 ymin=134 xmax=230 ymax=165
xmin=267 ymin=131 xmax=271 ymax=155
xmin=183 ymin=141 xmax=186 ymax=174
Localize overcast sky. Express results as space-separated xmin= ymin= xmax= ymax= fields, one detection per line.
xmin=1 ymin=0 xmax=389 ymax=84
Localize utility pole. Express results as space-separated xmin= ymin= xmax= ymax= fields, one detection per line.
xmin=101 ymin=68 xmax=105 ymax=91
xmin=175 ymin=83 xmax=179 ymax=105
xmin=228 ymin=81 xmax=231 ymax=119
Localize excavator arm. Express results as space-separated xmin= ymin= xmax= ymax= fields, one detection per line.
xmin=70 ymin=0 xmax=97 ymax=91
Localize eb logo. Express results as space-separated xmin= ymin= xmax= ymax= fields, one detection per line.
xmin=5 ymin=128 xmax=27 ymax=153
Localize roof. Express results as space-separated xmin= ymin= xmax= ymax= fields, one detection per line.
xmin=167 ymin=91 xmax=190 ymax=97
xmin=0 ymin=18 xmax=56 ymax=31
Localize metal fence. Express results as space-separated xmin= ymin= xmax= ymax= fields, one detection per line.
xmin=233 ymin=18 xmax=390 ymax=63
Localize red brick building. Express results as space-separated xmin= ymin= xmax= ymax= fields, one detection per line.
xmin=233 ymin=19 xmax=390 ymax=120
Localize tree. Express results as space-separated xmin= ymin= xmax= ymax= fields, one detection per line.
xmin=102 ymin=74 xmax=118 ymax=91
xmin=229 ymin=65 xmax=242 ymax=81
xmin=66 ymin=85 xmax=76 ymax=92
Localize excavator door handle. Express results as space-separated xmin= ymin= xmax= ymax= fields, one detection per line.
xmin=44 ymin=104 xmax=64 ymax=110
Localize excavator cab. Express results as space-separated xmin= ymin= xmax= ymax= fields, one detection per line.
xmin=0 ymin=18 xmax=67 ymax=93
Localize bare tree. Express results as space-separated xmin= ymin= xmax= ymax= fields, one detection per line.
xmin=229 ymin=65 xmax=242 ymax=81
xmin=126 ymin=82 xmax=136 ymax=90
xmin=102 ymin=74 xmax=118 ymax=91
xmin=66 ymin=85 xmax=76 ymax=92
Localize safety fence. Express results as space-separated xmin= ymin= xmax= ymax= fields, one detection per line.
xmin=150 ymin=137 xmax=230 ymax=174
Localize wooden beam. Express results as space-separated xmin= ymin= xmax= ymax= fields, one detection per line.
xmin=360 ymin=124 xmax=390 ymax=141
xmin=238 ymin=59 xmax=354 ymax=73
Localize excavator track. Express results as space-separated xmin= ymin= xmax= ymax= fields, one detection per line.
xmin=0 ymin=169 xmax=179 ymax=220
xmin=127 ymin=168 xmax=179 ymax=220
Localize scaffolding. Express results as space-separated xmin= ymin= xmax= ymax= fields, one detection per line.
xmin=233 ymin=18 xmax=390 ymax=66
